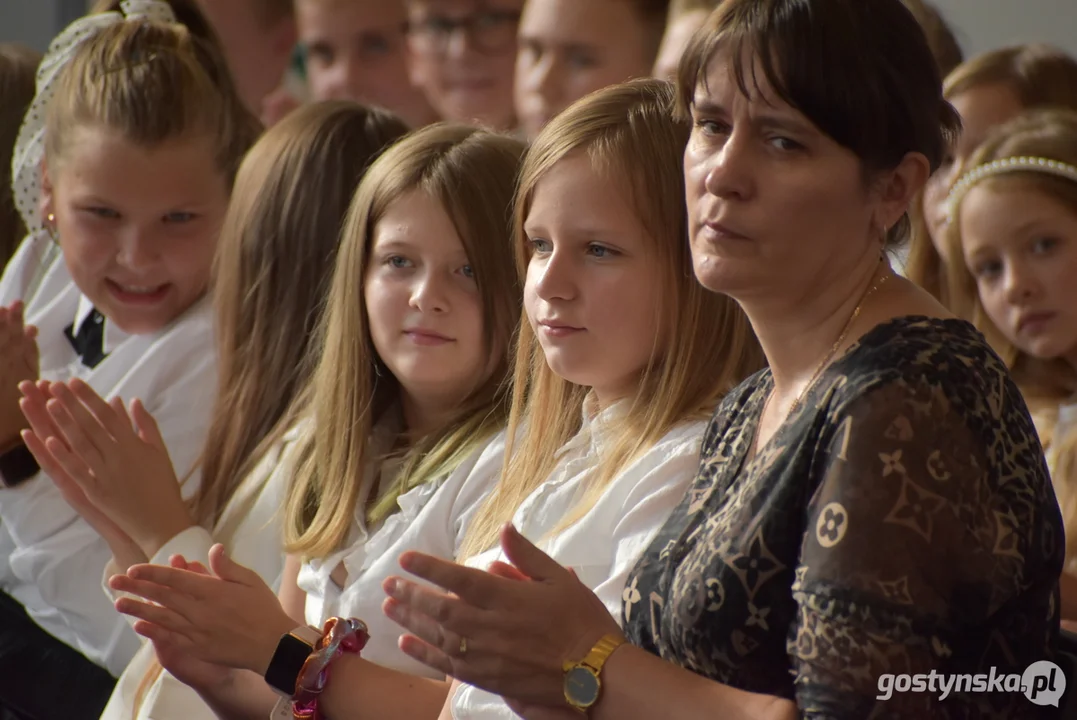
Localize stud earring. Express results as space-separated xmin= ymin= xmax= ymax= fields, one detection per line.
xmin=45 ymin=213 xmax=59 ymax=244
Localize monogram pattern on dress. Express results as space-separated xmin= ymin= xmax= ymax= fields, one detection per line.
xmin=624 ymin=317 xmax=1062 ymax=717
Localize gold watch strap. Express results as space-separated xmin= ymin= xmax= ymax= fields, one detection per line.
xmin=580 ymin=633 xmax=627 ymax=674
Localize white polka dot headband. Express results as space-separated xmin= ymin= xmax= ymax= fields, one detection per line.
xmin=10 ymin=0 xmax=177 ymax=237
xmin=945 ymin=156 xmax=1077 ymax=225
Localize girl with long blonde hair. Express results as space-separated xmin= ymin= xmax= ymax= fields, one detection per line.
xmin=404 ymin=77 xmax=763 ymax=719
xmin=905 ymin=43 xmax=1077 ymax=304
xmin=103 ymin=123 xmax=527 ymax=720
xmin=20 ymin=99 xmax=409 ymax=719
xmin=943 ymin=108 xmax=1077 ymax=620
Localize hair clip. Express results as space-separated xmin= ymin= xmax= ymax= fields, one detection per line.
xmin=946 ymin=156 xmax=1077 ymax=224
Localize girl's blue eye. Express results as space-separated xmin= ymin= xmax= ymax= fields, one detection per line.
xmin=387 ymin=255 xmax=411 ymax=268
xmin=461 ymin=265 xmax=474 ymax=279
xmin=164 ymin=211 xmax=196 ymax=224
xmin=528 ymin=238 xmax=551 ymax=253
xmin=587 ymin=244 xmax=617 ymax=258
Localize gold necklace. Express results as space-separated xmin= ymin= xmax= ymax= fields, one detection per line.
xmin=761 ymin=261 xmax=891 ymax=427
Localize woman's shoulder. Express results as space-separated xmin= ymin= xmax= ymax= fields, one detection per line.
xmin=830 ymin=315 xmax=1013 ymax=407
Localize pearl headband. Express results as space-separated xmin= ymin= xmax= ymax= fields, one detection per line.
xmin=946 ymin=156 xmax=1077 ymax=224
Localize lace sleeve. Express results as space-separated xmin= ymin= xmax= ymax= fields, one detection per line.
xmin=790 ymin=374 xmax=1058 ymax=718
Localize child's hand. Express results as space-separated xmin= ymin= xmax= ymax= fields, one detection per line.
xmin=20 ymin=379 xmax=147 ymax=569
xmin=25 ymin=378 xmax=192 ymax=558
xmin=140 ymin=554 xmax=239 ymax=694
xmin=0 ymin=302 xmax=39 ymax=449
xmin=110 ymin=544 xmax=298 ymax=676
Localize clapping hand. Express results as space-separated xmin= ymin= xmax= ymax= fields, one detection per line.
xmin=381 ymin=524 xmax=623 ymax=709
xmin=19 ymin=377 xmax=192 ymax=559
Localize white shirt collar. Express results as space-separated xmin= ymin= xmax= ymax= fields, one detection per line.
xmin=73 ymin=295 xmax=129 ymax=356
xmin=553 ymin=392 xmax=629 ymax=461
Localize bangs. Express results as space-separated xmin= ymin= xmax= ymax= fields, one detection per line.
xmin=675 ymin=0 xmax=950 ymax=173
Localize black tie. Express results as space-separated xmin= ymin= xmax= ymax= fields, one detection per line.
xmin=64 ymin=308 xmax=109 ymax=369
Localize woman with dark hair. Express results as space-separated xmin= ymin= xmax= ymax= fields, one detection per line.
xmin=379 ymin=0 xmax=1063 ymax=717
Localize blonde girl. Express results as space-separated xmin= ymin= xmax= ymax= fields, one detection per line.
xmin=0 ymin=3 xmax=259 ymax=716
xmin=20 ymin=100 xmax=409 ymax=720
xmin=104 ymin=123 xmax=526 ymax=720
xmin=944 ymin=108 xmax=1077 ymax=620
xmin=905 ymin=43 xmax=1077 ymax=303
xmin=390 ymin=78 xmax=763 ymax=719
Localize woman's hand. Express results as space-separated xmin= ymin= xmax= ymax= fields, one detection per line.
xmin=382 ymin=524 xmax=622 ymax=708
xmin=20 ymin=380 xmax=147 ymax=569
xmin=22 ymin=377 xmax=193 ymax=558
xmin=109 ymin=543 xmax=298 ymax=676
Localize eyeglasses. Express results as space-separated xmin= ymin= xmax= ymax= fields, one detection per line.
xmin=407 ymin=9 xmax=521 ymax=56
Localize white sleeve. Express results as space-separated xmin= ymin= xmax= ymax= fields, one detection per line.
xmin=0 ymin=332 xmax=217 ymax=675
xmin=0 ymin=230 xmax=62 ymax=306
xmin=590 ymin=433 xmax=702 ymax=623
xmin=101 ymin=525 xmax=215 ymax=635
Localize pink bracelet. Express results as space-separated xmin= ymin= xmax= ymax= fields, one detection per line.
xmin=292 ymin=617 xmax=370 ymax=720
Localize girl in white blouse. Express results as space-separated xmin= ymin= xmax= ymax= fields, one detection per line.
xmin=0 ymin=5 xmax=259 ymax=717
xmin=103 ymin=123 xmax=528 ymax=719
xmin=107 ymin=80 xmax=764 ymax=720
xmin=20 ymin=101 xmax=409 ymax=720
xmin=406 ymin=77 xmax=764 ymax=720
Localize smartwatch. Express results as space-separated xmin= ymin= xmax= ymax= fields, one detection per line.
xmin=264 ymin=625 xmax=323 ymax=697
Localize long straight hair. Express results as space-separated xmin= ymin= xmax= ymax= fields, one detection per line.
xmin=283 ymin=123 xmax=527 ymax=559
xmin=459 ymin=79 xmax=764 ymax=559
xmin=133 ymin=101 xmax=408 ymax=717
xmin=191 ymin=101 xmax=408 ymax=528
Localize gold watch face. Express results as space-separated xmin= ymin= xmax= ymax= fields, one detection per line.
xmin=564 ymin=666 xmax=601 ymax=707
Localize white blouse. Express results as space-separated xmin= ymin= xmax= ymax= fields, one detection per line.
xmin=99 ymin=428 xmax=305 ymax=720
xmin=0 ymin=259 xmax=217 ymax=677
xmin=297 ymin=425 xmax=508 ymax=679
xmin=450 ymin=398 xmax=709 ymax=720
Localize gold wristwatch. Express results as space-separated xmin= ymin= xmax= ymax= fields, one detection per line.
xmin=562 ymin=634 xmax=627 ymax=712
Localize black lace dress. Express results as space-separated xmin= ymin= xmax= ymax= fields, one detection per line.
xmin=623 ymin=317 xmax=1063 ymax=718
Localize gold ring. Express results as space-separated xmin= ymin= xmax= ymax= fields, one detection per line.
xmin=459 ymin=636 xmax=468 ymax=656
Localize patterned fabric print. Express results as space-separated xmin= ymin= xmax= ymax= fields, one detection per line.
xmin=623 ymin=317 xmax=1063 ymax=719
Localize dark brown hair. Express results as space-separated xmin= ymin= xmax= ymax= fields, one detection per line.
xmin=0 ymin=43 xmax=41 ymax=265
xmin=676 ymin=0 xmax=962 ymax=247
xmin=900 ymin=0 xmax=963 ymax=78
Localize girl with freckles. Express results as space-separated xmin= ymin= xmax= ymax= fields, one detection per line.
xmin=377 ymin=1 xmax=1062 ymax=719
